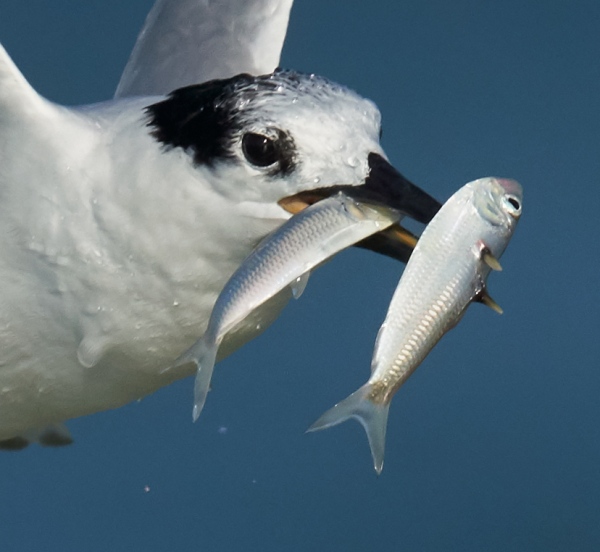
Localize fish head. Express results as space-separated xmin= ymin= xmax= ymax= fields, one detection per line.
xmin=473 ymin=177 xmax=523 ymax=231
xmin=146 ymin=70 xmax=441 ymax=262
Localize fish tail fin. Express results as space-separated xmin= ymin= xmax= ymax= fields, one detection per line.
xmin=192 ymin=344 xmax=217 ymax=422
xmin=173 ymin=337 xmax=218 ymax=422
xmin=308 ymin=383 xmax=390 ymax=474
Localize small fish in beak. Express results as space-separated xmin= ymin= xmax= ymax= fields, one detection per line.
xmin=168 ymin=193 xmax=400 ymax=421
xmin=279 ymin=153 xmax=441 ymax=263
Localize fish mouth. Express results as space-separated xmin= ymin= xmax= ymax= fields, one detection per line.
xmin=278 ymin=153 xmax=442 ymax=263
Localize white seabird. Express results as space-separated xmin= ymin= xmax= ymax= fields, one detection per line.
xmin=0 ymin=0 xmax=440 ymax=449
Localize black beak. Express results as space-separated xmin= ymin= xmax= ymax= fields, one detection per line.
xmin=278 ymin=153 xmax=442 ymax=263
xmin=361 ymin=153 xmax=440 ymax=224
xmin=352 ymin=153 xmax=441 ymax=263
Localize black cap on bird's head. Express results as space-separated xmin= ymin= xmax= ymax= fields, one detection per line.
xmin=146 ymin=69 xmax=441 ymax=263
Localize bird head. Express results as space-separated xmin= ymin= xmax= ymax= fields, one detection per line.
xmin=146 ymin=70 xmax=441 ymax=262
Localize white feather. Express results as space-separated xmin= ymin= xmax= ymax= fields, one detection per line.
xmin=115 ymin=0 xmax=294 ymax=98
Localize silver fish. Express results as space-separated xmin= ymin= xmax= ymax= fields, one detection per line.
xmin=309 ymin=177 xmax=523 ymax=473
xmin=175 ymin=192 xmax=400 ymax=421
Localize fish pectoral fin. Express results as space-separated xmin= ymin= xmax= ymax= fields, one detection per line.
xmin=290 ymin=271 xmax=310 ymax=299
xmin=307 ymin=383 xmax=390 ymax=475
xmin=482 ymin=249 xmax=503 ymax=271
xmin=478 ymin=290 xmax=504 ymax=314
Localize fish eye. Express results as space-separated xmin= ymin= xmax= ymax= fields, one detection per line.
xmin=242 ymin=132 xmax=278 ymax=167
xmin=503 ymin=194 xmax=521 ymax=216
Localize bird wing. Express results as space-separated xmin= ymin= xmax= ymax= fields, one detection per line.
xmin=0 ymin=43 xmax=53 ymax=125
xmin=115 ymin=0 xmax=294 ymax=98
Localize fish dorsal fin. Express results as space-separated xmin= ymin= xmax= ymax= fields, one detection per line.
xmin=0 ymin=44 xmax=54 ymax=125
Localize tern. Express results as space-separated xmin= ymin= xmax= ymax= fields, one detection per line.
xmin=0 ymin=0 xmax=440 ymax=449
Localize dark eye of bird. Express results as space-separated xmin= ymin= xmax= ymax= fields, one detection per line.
xmin=508 ymin=197 xmax=520 ymax=210
xmin=242 ymin=133 xmax=279 ymax=167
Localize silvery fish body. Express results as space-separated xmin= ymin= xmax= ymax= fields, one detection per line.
xmin=309 ymin=177 xmax=523 ymax=473
xmin=176 ymin=192 xmax=399 ymax=420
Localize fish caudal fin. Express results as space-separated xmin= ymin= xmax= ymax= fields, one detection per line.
xmin=173 ymin=337 xmax=218 ymax=422
xmin=308 ymin=383 xmax=390 ymax=474
xmin=192 ymin=346 xmax=217 ymax=422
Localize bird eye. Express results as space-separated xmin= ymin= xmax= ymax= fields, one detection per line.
xmin=242 ymin=133 xmax=278 ymax=167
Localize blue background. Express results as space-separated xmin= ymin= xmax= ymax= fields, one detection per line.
xmin=1 ymin=1 xmax=599 ymax=550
